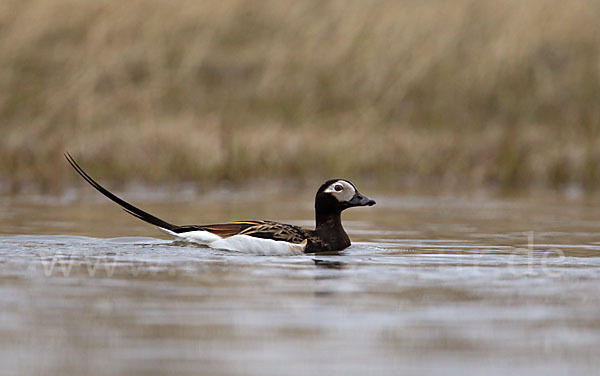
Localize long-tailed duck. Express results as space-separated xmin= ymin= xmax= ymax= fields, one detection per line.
xmin=65 ymin=153 xmax=375 ymax=254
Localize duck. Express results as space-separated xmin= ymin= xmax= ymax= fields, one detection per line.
xmin=65 ymin=153 xmax=375 ymax=254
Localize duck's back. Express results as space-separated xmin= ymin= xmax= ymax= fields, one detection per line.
xmin=164 ymin=220 xmax=312 ymax=254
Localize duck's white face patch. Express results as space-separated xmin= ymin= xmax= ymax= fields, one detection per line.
xmin=324 ymin=180 xmax=356 ymax=202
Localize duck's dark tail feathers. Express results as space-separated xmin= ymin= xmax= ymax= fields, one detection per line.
xmin=65 ymin=152 xmax=178 ymax=231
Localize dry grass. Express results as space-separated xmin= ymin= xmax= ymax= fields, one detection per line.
xmin=1 ymin=0 xmax=600 ymax=193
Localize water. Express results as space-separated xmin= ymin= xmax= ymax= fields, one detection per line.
xmin=1 ymin=189 xmax=600 ymax=375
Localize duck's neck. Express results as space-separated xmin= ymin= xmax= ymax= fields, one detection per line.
xmin=315 ymin=209 xmax=350 ymax=249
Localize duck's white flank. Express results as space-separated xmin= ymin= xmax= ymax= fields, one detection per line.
xmin=158 ymin=228 xmax=306 ymax=255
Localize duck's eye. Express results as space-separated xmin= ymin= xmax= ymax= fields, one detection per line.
xmin=334 ymin=184 xmax=343 ymax=192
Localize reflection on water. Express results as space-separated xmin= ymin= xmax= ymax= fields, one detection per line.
xmin=1 ymin=190 xmax=600 ymax=375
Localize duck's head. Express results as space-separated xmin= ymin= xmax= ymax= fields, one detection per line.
xmin=315 ymin=179 xmax=376 ymax=212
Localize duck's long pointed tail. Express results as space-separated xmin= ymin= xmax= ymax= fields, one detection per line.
xmin=65 ymin=152 xmax=178 ymax=232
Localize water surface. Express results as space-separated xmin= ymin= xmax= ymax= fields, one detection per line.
xmin=1 ymin=189 xmax=599 ymax=375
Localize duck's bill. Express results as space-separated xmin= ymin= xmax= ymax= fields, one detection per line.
xmin=348 ymin=193 xmax=376 ymax=207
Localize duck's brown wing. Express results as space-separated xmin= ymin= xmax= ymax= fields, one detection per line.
xmin=175 ymin=220 xmax=310 ymax=244
xmin=237 ymin=221 xmax=310 ymax=243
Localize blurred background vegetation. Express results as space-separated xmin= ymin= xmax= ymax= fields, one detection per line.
xmin=1 ymin=0 xmax=599 ymax=193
